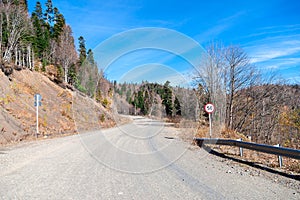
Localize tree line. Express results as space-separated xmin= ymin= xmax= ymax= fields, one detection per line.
xmin=0 ymin=0 xmax=103 ymax=100
xmin=195 ymin=42 xmax=300 ymax=148
xmin=114 ymin=81 xmax=182 ymax=118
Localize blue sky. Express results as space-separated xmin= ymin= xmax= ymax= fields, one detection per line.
xmin=28 ymin=0 xmax=300 ymax=85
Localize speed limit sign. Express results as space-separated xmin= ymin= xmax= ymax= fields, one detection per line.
xmin=205 ymin=103 xmax=215 ymax=138
xmin=204 ymin=103 xmax=215 ymax=114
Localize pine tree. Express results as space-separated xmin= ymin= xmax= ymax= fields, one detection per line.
xmin=78 ymin=36 xmax=86 ymax=65
xmin=137 ymin=90 xmax=145 ymax=114
xmin=33 ymin=1 xmax=43 ymax=19
xmin=31 ymin=1 xmax=50 ymax=63
xmin=86 ymin=49 xmax=98 ymax=97
xmin=144 ymin=90 xmax=150 ymax=115
xmin=75 ymin=36 xmax=88 ymax=92
xmin=44 ymin=0 xmax=53 ymax=26
xmin=86 ymin=49 xmax=95 ymax=65
xmin=126 ymin=89 xmax=132 ymax=102
xmin=162 ymin=81 xmax=173 ymax=117
xmin=68 ymin=63 xmax=78 ymax=85
xmin=52 ymin=7 xmax=65 ymax=40
xmin=174 ymin=96 xmax=181 ymax=116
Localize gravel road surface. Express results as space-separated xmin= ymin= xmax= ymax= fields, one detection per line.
xmin=1 ymin=116 xmax=299 ymax=199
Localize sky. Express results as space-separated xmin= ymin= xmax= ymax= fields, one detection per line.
xmin=28 ymin=0 xmax=300 ymax=85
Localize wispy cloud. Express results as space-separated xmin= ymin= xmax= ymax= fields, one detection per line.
xmin=242 ymin=24 xmax=300 ymax=39
xmin=245 ymin=36 xmax=300 ymax=64
xmin=263 ymin=58 xmax=300 ymax=69
xmin=195 ymin=11 xmax=246 ymax=43
xmin=243 ymin=25 xmax=300 ymax=83
xmin=242 ymin=23 xmax=300 ymax=65
xmin=219 ymin=11 xmax=246 ymax=24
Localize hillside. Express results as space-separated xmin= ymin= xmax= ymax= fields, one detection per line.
xmin=113 ymin=81 xmax=200 ymax=121
xmin=0 ymin=68 xmax=118 ymax=145
xmin=231 ymin=84 xmax=300 ymax=149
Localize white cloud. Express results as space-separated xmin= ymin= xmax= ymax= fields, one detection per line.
xmin=245 ymin=37 xmax=300 ymax=64
xmin=243 ymin=28 xmax=300 ymax=84
xmin=195 ymin=11 xmax=246 ymax=43
xmin=241 ymin=24 xmax=300 ymax=39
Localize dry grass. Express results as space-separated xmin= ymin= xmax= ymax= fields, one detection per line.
xmin=220 ymin=147 xmax=300 ymax=173
xmin=0 ymin=69 xmax=119 ymax=146
xmin=193 ymin=124 xmax=300 ymax=174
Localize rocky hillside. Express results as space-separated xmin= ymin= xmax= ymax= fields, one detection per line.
xmin=0 ymin=68 xmax=118 ymax=145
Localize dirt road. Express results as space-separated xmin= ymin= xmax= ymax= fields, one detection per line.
xmin=0 ymin=116 xmax=299 ymax=199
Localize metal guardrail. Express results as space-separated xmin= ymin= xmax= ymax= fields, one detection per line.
xmin=194 ymin=138 xmax=300 ymax=160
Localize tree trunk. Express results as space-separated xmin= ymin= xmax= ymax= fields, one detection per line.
xmin=15 ymin=47 xmax=18 ymax=65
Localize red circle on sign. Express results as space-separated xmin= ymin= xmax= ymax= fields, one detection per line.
xmin=204 ymin=103 xmax=215 ymax=113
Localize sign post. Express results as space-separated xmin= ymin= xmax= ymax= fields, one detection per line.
xmin=34 ymin=94 xmax=42 ymax=138
xmin=204 ymin=103 xmax=215 ymax=138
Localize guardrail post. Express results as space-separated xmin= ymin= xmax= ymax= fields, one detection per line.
xmin=275 ymin=144 xmax=283 ymax=168
xmin=237 ymin=138 xmax=243 ymax=157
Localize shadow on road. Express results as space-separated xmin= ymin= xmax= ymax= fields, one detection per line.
xmin=202 ymin=145 xmax=300 ymax=181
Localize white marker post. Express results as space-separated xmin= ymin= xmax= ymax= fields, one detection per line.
xmin=204 ymin=103 xmax=215 ymax=138
xmin=34 ymin=94 xmax=42 ymax=138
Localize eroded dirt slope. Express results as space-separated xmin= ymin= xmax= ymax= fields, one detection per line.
xmin=0 ymin=69 xmax=116 ymax=145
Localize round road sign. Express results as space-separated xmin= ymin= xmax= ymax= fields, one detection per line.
xmin=204 ymin=103 xmax=215 ymax=114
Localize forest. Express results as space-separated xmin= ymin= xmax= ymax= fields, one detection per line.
xmin=193 ymin=43 xmax=300 ymax=148
xmin=0 ymin=0 xmax=299 ymax=149
xmin=0 ymin=0 xmax=104 ymax=99
xmin=114 ymin=42 xmax=300 ymax=149
xmin=114 ymin=81 xmax=182 ymax=117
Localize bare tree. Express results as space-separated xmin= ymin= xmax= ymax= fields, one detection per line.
xmin=195 ymin=42 xmax=260 ymax=133
xmin=195 ymin=42 xmax=227 ymax=129
xmin=27 ymin=44 xmax=33 ymax=70
xmin=55 ymin=25 xmax=77 ymax=83
xmin=194 ymin=43 xmax=299 ymax=147
xmin=224 ymin=45 xmax=258 ymax=130
xmin=174 ymin=87 xmax=199 ymax=121
xmin=0 ymin=2 xmax=29 ymax=63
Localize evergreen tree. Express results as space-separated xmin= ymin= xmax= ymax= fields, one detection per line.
xmin=52 ymin=7 xmax=65 ymax=40
xmin=126 ymin=89 xmax=132 ymax=102
xmin=44 ymin=0 xmax=54 ymax=26
xmin=33 ymin=1 xmax=43 ymax=19
xmin=76 ymin=47 xmax=99 ymax=97
xmin=137 ymin=90 xmax=144 ymax=113
xmin=86 ymin=49 xmax=98 ymax=97
xmin=162 ymin=81 xmax=173 ymax=117
xmin=76 ymin=36 xmax=88 ymax=91
xmin=144 ymin=90 xmax=150 ymax=115
xmin=174 ymin=96 xmax=181 ymax=116
xmin=86 ymin=49 xmax=95 ymax=65
xmin=68 ymin=64 xmax=78 ymax=85
xmin=31 ymin=1 xmax=50 ymax=63
xmin=78 ymin=36 xmax=86 ymax=65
